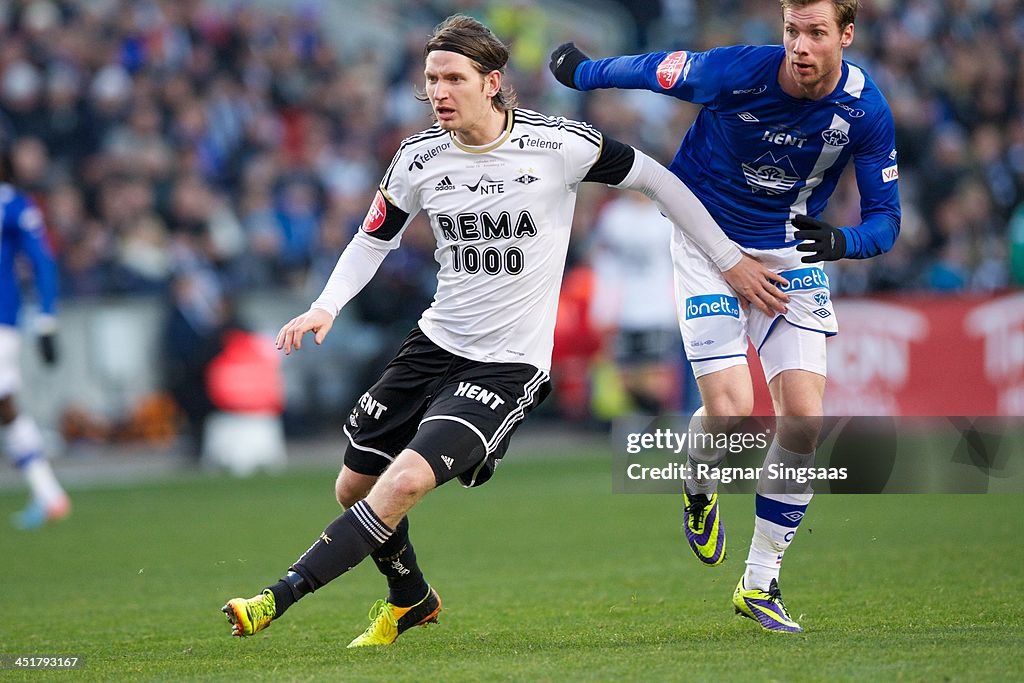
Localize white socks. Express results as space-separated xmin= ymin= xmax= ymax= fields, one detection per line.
xmin=5 ymin=414 xmax=66 ymax=506
xmin=744 ymin=439 xmax=814 ymax=591
xmin=685 ymin=406 xmax=727 ymax=496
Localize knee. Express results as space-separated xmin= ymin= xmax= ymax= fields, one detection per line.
xmin=379 ymin=464 xmax=434 ymax=503
xmin=335 ymin=479 xmax=357 ymax=509
xmin=702 ymin=391 xmax=753 ymax=422
xmin=776 ymin=408 xmax=823 ymax=452
xmin=334 ymin=472 xmax=371 ymax=510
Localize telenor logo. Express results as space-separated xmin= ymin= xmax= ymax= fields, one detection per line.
xmin=362 ymin=191 xmax=387 ymax=233
xmin=656 ymin=51 xmax=687 ymax=89
xmin=778 ymin=267 xmax=829 ymax=292
xmin=685 ymin=295 xmax=740 ymax=320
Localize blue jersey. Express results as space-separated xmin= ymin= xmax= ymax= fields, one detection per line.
xmin=0 ymin=183 xmax=58 ymax=328
xmin=575 ymin=45 xmax=900 ymax=256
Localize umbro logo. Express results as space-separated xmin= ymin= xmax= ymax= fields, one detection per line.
xmin=514 ymin=174 xmax=539 ymax=185
xmin=781 ymin=511 xmax=805 ymax=523
xmin=812 ymin=307 xmax=832 ymax=319
xmin=441 ymin=455 xmax=455 ymax=470
xmin=435 ymin=176 xmax=456 ymax=191
xmin=738 ymin=112 xmax=759 ymax=123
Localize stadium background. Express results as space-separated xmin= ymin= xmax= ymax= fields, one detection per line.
xmin=1 ymin=1 xmax=1022 ymax=680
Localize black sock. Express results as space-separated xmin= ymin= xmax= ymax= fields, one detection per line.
xmin=370 ymin=516 xmax=429 ymax=607
xmin=267 ymin=501 xmax=393 ymax=617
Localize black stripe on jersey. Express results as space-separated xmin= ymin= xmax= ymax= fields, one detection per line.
xmin=381 ymin=126 xmax=449 ymax=189
xmin=514 ymin=110 xmax=601 ymax=147
xmin=515 ymin=110 xmax=601 ymax=146
xmin=582 ymin=136 xmax=635 ymax=185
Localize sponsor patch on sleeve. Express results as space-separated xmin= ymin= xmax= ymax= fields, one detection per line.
xmin=362 ymin=191 xmax=387 ymax=233
xmin=881 ymin=165 xmax=899 ymax=183
xmin=656 ymin=51 xmax=688 ymax=89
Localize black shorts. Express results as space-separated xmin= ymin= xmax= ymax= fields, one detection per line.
xmin=343 ymin=326 xmax=550 ymax=488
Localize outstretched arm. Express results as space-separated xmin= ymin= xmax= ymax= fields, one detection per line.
xmin=274 ymin=232 xmax=392 ymax=354
xmin=550 ymin=42 xmax=717 ymax=103
xmin=612 ymin=147 xmax=789 ymax=315
xmin=276 ymin=187 xmax=413 ymax=354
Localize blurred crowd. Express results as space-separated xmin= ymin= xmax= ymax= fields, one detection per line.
xmin=1 ymin=0 xmax=1022 ymax=432
xmin=1 ymin=0 xmax=1021 ymax=307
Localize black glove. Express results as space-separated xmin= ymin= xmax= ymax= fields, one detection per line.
xmin=549 ymin=42 xmax=589 ymax=89
xmin=793 ymin=214 xmax=847 ymax=263
xmin=38 ymin=333 xmax=58 ymax=366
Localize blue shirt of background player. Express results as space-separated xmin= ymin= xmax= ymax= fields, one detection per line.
xmin=0 ymin=183 xmax=58 ymax=328
xmin=574 ymin=45 xmax=901 ymax=258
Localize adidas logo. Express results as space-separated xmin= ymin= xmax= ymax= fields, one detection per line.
xmin=435 ymin=176 xmax=455 ymax=191
xmin=441 ymin=455 xmax=454 ymax=470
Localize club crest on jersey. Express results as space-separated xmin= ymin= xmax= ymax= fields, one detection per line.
xmin=656 ymin=51 xmax=688 ymax=89
xmin=740 ymin=152 xmax=800 ymax=195
xmin=821 ymin=128 xmax=850 ymax=147
xmin=362 ymin=191 xmax=387 ymax=233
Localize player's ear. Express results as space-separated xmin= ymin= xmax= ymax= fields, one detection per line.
xmin=840 ymin=23 xmax=854 ymax=49
xmin=485 ymin=69 xmax=501 ymax=98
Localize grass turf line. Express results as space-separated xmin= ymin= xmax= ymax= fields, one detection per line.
xmin=1 ymin=452 xmax=1021 ymax=681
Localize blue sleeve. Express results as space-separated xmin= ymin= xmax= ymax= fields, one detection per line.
xmin=574 ymin=49 xmax=726 ymax=105
xmin=839 ymin=105 xmax=901 ymax=259
xmin=16 ymin=200 xmax=59 ymax=316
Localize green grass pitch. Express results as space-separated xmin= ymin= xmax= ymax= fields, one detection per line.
xmin=2 ymin=451 xmax=1021 ymax=681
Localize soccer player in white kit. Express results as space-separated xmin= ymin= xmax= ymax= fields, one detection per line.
xmin=589 ymin=194 xmax=681 ymax=415
xmin=222 ymin=15 xmax=788 ymax=646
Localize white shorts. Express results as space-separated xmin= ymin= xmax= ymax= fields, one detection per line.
xmin=671 ymin=230 xmax=835 ymax=383
xmin=0 ymin=326 xmax=22 ymax=397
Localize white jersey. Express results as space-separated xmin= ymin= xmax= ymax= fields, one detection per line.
xmin=589 ymin=195 xmax=677 ymax=332
xmin=363 ymin=109 xmax=608 ymax=372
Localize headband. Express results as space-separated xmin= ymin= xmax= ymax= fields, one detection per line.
xmin=426 ymin=42 xmax=505 ymax=73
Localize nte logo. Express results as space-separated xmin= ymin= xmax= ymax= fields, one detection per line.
xmin=685 ymin=295 xmax=740 ymax=320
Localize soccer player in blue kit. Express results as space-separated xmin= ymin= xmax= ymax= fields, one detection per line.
xmin=551 ymin=0 xmax=900 ymax=632
xmin=0 ymin=164 xmax=70 ymax=529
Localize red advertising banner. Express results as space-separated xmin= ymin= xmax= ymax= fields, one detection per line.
xmin=750 ymin=292 xmax=1024 ymax=416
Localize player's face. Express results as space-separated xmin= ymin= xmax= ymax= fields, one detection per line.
xmin=424 ymin=51 xmax=502 ymax=145
xmin=781 ymin=0 xmax=854 ymax=99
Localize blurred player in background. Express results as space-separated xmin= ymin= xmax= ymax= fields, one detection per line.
xmin=222 ymin=14 xmax=788 ymax=647
xmin=1 ymin=149 xmax=70 ymax=530
xmin=551 ymin=0 xmax=900 ymax=632
xmin=589 ymin=193 xmax=680 ymax=416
